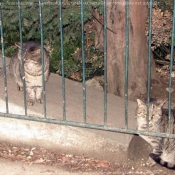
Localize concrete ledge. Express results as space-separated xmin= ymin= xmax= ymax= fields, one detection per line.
xmin=0 ymin=57 xmax=137 ymax=162
xmin=0 ymin=117 xmax=134 ymax=163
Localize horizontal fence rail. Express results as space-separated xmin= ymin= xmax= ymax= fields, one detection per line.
xmin=0 ymin=0 xmax=175 ymax=139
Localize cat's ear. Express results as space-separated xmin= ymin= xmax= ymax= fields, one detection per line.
xmin=15 ymin=42 xmax=21 ymax=48
xmin=137 ymin=99 xmax=145 ymax=106
xmin=15 ymin=42 xmax=26 ymax=49
xmin=158 ymin=99 xmax=166 ymax=108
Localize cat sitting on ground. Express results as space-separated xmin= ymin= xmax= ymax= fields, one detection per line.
xmin=10 ymin=41 xmax=50 ymax=106
xmin=136 ymin=99 xmax=175 ymax=169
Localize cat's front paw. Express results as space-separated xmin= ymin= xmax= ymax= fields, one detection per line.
xmin=146 ymin=157 xmax=156 ymax=166
xmin=36 ymin=98 xmax=43 ymax=104
xmin=27 ymin=99 xmax=34 ymax=106
xmin=17 ymin=85 xmax=23 ymax=91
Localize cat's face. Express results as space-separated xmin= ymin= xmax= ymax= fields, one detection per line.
xmin=136 ymin=99 xmax=165 ymax=129
xmin=16 ymin=42 xmax=41 ymax=63
xmin=24 ymin=47 xmax=41 ymax=63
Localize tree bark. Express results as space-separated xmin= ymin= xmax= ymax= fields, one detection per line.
xmin=105 ymin=0 xmax=158 ymax=101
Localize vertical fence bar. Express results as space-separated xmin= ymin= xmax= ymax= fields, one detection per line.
xmin=103 ymin=0 xmax=107 ymax=126
xmin=17 ymin=0 xmax=27 ymax=115
xmin=0 ymin=3 xmax=9 ymax=113
xmin=80 ymin=0 xmax=86 ymax=123
xmin=59 ymin=0 xmax=66 ymax=120
xmin=124 ymin=0 xmax=129 ymax=129
xmin=146 ymin=0 xmax=153 ymax=130
xmin=39 ymin=0 xmax=47 ymax=118
xmin=168 ymin=0 xmax=175 ymax=133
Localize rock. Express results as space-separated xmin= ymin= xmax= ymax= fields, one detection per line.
xmin=86 ymin=78 xmax=103 ymax=91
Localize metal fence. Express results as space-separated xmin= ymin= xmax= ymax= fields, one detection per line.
xmin=0 ymin=0 xmax=175 ymax=138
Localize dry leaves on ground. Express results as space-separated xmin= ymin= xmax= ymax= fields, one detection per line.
xmin=0 ymin=142 xmax=131 ymax=173
xmin=0 ymin=142 xmax=166 ymax=174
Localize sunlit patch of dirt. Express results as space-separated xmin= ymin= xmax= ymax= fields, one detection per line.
xmin=0 ymin=142 xmax=175 ymax=175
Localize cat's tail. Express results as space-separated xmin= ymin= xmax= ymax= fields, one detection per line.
xmin=149 ymin=153 xmax=175 ymax=169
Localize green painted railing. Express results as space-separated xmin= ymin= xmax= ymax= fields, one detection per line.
xmin=59 ymin=0 xmax=66 ymax=121
xmin=168 ymin=0 xmax=175 ymax=133
xmin=0 ymin=0 xmax=175 ymax=139
xmin=17 ymin=0 xmax=27 ymax=115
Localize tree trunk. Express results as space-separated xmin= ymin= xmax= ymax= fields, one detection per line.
xmin=104 ymin=0 xmax=158 ymax=101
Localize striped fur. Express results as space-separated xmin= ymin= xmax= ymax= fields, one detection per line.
xmin=136 ymin=99 xmax=175 ymax=169
xmin=10 ymin=41 xmax=50 ymax=106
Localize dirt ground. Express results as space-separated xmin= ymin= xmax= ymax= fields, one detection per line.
xmin=143 ymin=64 xmax=175 ymax=103
xmin=1 ymin=135 xmax=175 ymax=175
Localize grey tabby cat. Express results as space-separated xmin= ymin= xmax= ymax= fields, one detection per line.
xmin=136 ymin=99 xmax=175 ymax=169
xmin=10 ymin=41 xmax=50 ymax=106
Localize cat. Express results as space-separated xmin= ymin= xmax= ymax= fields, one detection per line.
xmin=136 ymin=99 xmax=175 ymax=169
xmin=10 ymin=41 xmax=50 ymax=106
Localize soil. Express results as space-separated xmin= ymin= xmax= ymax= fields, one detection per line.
xmin=142 ymin=64 xmax=175 ymax=104
xmin=1 ymin=136 xmax=175 ymax=175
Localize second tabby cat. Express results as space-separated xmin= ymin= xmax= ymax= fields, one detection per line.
xmin=136 ymin=99 xmax=175 ymax=169
xmin=10 ymin=41 xmax=50 ymax=106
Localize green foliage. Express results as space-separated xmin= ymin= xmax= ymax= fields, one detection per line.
xmin=1 ymin=0 xmax=104 ymax=79
xmin=1 ymin=0 xmax=102 ymax=44
xmin=50 ymin=31 xmax=104 ymax=79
